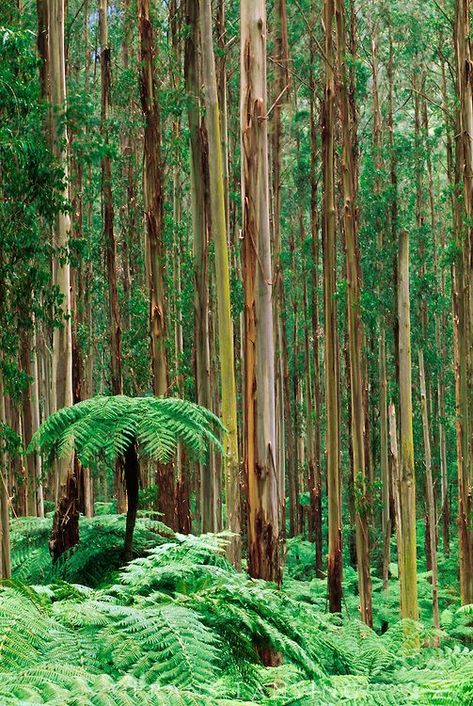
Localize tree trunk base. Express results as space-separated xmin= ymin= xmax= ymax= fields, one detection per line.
xmin=50 ymin=474 xmax=79 ymax=561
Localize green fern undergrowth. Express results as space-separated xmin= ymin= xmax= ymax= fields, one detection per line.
xmin=2 ymin=514 xmax=472 ymax=705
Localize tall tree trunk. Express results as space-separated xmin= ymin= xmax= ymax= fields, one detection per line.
xmin=439 ymin=50 xmax=452 ymax=557
xmin=271 ymin=0 xmax=290 ymax=549
xmin=137 ymin=0 xmax=175 ymax=529
xmin=99 ymin=0 xmax=125 ymax=516
xmin=184 ymin=0 xmax=219 ymax=533
xmin=100 ymin=0 xmax=123 ymax=398
xmin=322 ymin=0 xmax=342 ymax=613
xmin=199 ymin=0 xmax=241 ymax=564
xmin=418 ymin=350 xmax=440 ymax=639
xmin=123 ymin=442 xmax=139 ymax=562
xmin=48 ymin=0 xmax=76 ymax=554
xmin=335 ymin=0 xmax=371 ymax=626
xmin=397 ymin=230 xmax=419 ymax=622
xmin=387 ymin=22 xmax=399 ymax=389
xmin=370 ymin=18 xmax=390 ymax=590
xmin=20 ymin=330 xmax=38 ymax=515
xmin=389 ymin=402 xmax=402 ymax=583
xmin=309 ymin=15 xmax=323 ymax=574
xmin=0 ymin=366 xmax=11 ymax=578
xmin=241 ymin=0 xmax=281 ymax=585
xmin=32 ymin=324 xmax=44 ymax=518
xmin=453 ymin=0 xmax=473 ymax=605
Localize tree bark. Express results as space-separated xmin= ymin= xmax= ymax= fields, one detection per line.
xmin=0 ymin=367 xmax=11 ymax=578
xmin=48 ymin=0 xmax=73 ymax=470
xmin=199 ymin=0 xmax=241 ymax=563
xmin=271 ymin=0 xmax=290 ymax=547
xmin=370 ymin=18 xmax=390 ymax=591
xmin=453 ymin=0 xmax=473 ymax=605
xmin=19 ymin=330 xmax=38 ymax=515
xmin=322 ymin=0 xmax=342 ymax=613
xmin=309 ymin=7 xmax=323 ymax=578
xmin=418 ymin=350 xmax=440 ymax=639
xmin=184 ymin=0 xmax=219 ymax=533
xmin=100 ymin=0 xmax=123 ymax=399
xmin=99 ymin=0 xmax=125 ymax=516
xmin=397 ymin=230 xmax=419 ymax=622
xmin=48 ymin=0 xmax=76 ymax=554
xmin=241 ymin=0 xmax=281 ymax=585
xmin=137 ymin=0 xmax=175 ymax=529
xmin=335 ymin=0 xmax=372 ymax=626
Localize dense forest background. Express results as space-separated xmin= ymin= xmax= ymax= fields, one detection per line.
xmin=1 ymin=0 xmax=473 ymax=703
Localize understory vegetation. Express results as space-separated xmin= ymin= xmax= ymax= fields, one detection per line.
xmin=3 ymin=512 xmax=472 ymax=706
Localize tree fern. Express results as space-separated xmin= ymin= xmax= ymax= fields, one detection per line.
xmin=29 ymin=395 xmax=224 ymax=469
xmin=10 ymin=514 xmax=174 ymax=586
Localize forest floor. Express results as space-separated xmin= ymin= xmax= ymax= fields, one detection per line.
xmin=1 ymin=510 xmax=472 ymax=705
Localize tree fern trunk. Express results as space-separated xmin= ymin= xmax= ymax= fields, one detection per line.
xmin=124 ymin=442 xmax=140 ymax=562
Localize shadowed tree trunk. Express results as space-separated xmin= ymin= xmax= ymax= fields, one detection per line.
xmin=0 ymin=365 xmax=11 ymax=578
xmin=199 ymin=0 xmax=241 ymax=559
xmin=99 ymin=0 xmax=125 ymax=516
xmin=123 ymin=442 xmax=140 ymax=562
xmin=453 ymin=0 xmax=473 ymax=605
xmin=50 ymin=474 xmax=80 ymax=561
xmin=419 ymin=350 xmax=439 ymax=640
xmin=335 ymin=0 xmax=372 ymax=626
xmin=184 ymin=0 xmax=220 ymax=533
xmin=370 ymin=19 xmax=390 ymax=590
xmin=322 ymin=0 xmax=343 ymax=614
xmin=309 ymin=3 xmax=323 ymax=577
xmin=271 ymin=0 xmax=290 ymax=546
xmin=137 ymin=0 xmax=175 ymax=529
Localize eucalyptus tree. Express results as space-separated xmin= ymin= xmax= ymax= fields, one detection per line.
xmin=397 ymin=230 xmax=419 ymax=623
xmin=322 ymin=0 xmax=342 ymax=613
xmin=241 ymin=0 xmax=281 ymax=585
xmin=199 ymin=0 xmax=241 ymax=564
xmin=47 ymin=0 xmax=74 ymax=496
xmin=184 ymin=0 xmax=220 ymax=533
xmin=334 ymin=0 xmax=372 ymax=626
xmin=137 ymin=0 xmax=175 ymax=529
xmin=453 ymin=0 xmax=473 ymax=606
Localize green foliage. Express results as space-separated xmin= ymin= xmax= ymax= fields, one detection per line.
xmin=3 ymin=516 xmax=473 ymax=705
xmin=29 ymin=394 xmax=224 ymax=469
xmin=0 ymin=25 xmax=62 ymax=401
xmin=10 ymin=513 xmax=174 ymax=586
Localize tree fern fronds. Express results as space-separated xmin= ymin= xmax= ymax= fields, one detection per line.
xmin=115 ymin=534 xmax=232 ymax=596
xmin=9 ymin=516 xmax=54 ymax=583
xmin=100 ymin=603 xmax=221 ymax=691
xmin=0 ymin=584 xmax=93 ymax=672
xmin=10 ymin=514 xmax=174 ymax=587
xmin=183 ymin=579 xmax=326 ymax=679
xmin=29 ymin=395 xmax=224 ymax=469
xmin=0 ymin=666 xmax=235 ymax=706
xmin=322 ymin=675 xmax=422 ymax=705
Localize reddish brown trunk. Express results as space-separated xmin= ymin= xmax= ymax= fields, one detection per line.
xmin=322 ymin=0 xmax=343 ymax=613
xmin=241 ymin=0 xmax=281 ymax=585
xmin=50 ymin=474 xmax=79 ymax=561
xmin=137 ymin=0 xmax=175 ymax=529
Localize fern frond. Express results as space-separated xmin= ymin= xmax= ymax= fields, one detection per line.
xmin=29 ymin=395 xmax=224 ymax=470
